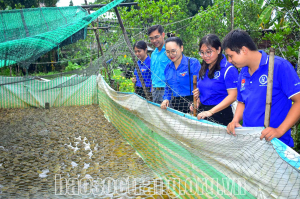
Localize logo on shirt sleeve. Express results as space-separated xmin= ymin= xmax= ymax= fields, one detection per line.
xmin=180 ymin=71 xmax=188 ymax=77
xmin=259 ymin=75 xmax=268 ymax=85
xmin=214 ymin=71 xmax=220 ymax=79
xmin=141 ymin=68 xmax=146 ymax=72
xmin=241 ymin=79 xmax=246 ymax=91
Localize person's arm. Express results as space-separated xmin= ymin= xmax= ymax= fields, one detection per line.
xmin=226 ymin=101 xmax=244 ymax=135
xmin=260 ymin=59 xmax=300 ymax=142
xmin=260 ymin=93 xmax=300 ymax=141
xmin=133 ymin=68 xmax=137 ymax=84
xmin=161 ymin=85 xmax=171 ymax=109
xmin=198 ymin=65 xmax=238 ymax=120
xmin=132 ymin=76 xmax=137 ymax=84
xmin=161 ymin=67 xmax=172 ymax=109
xmin=197 ymin=89 xmax=237 ymax=120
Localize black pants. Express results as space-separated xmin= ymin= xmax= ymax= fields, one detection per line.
xmin=171 ymin=95 xmax=193 ymax=113
xmin=200 ymin=104 xmax=233 ymax=126
xmin=135 ymin=86 xmax=151 ymax=99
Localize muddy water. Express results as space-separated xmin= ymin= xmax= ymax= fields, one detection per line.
xmin=0 ymin=105 xmax=176 ymax=198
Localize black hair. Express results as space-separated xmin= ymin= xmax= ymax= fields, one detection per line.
xmin=147 ymin=25 xmax=164 ymax=35
xmin=167 ymin=32 xmax=175 ymax=38
xmin=199 ymin=34 xmax=222 ymax=79
xmin=133 ymin=40 xmax=147 ymax=51
xmin=222 ymin=29 xmax=257 ymax=53
xmin=165 ymin=37 xmax=183 ymax=47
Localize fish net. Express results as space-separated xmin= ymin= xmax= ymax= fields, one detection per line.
xmin=0 ymin=0 xmax=300 ymax=198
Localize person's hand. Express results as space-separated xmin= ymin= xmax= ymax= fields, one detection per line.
xmin=190 ymin=98 xmax=200 ymax=112
xmin=260 ymin=127 xmax=284 ymax=142
xmin=161 ymin=100 xmax=169 ymax=109
xmin=192 ymin=88 xmax=199 ymax=99
xmin=226 ymin=120 xmax=242 ymax=136
xmin=197 ymin=111 xmax=213 ymax=120
xmin=131 ymin=76 xmax=136 ymax=84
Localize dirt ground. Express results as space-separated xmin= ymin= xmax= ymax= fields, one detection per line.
xmin=0 ymin=105 xmax=175 ymax=198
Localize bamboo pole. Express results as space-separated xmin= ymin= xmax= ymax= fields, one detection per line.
xmin=231 ymin=0 xmax=234 ymax=30
xmin=81 ymin=2 xmax=138 ymax=8
xmin=193 ymin=75 xmax=197 ymax=116
xmin=87 ymin=27 xmax=110 ymax=30
xmin=113 ymin=5 xmax=151 ymax=101
xmin=264 ymin=48 xmax=275 ymax=128
xmin=297 ymin=46 xmax=300 ymax=77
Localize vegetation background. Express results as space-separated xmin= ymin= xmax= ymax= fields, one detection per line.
xmin=0 ymin=0 xmax=299 ymax=152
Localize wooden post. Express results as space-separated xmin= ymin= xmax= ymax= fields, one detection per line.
xmin=45 ymin=102 xmax=50 ymax=110
xmin=297 ymin=46 xmax=300 ymax=77
xmin=264 ymin=48 xmax=275 ymax=128
xmin=61 ymin=71 xmax=63 ymax=106
xmin=193 ymin=75 xmax=197 ymax=116
xmin=84 ymin=0 xmax=112 ymax=85
xmin=231 ymin=0 xmax=234 ymax=30
xmin=113 ymin=5 xmax=151 ymax=101
xmin=84 ymin=0 xmax=103 ymax=58
xmin=134 ymin=80 xmax=136 ymax=93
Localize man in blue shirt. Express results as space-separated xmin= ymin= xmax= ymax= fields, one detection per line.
xmin=223 ymin=30 xmax=300 ymax=147
xmin=147 ymin=25 xmax=170 ymax=104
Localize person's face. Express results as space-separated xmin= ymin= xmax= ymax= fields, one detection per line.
xmin=149 ymin=30 xmax=165 ymax=49
xmin=224 ymin=47 xmax=246 ymax=68
xmin=165 ymin=41 xmax=183 ymax=62
xmin=199 ymin=44 xmax=221 ymax=65
xmin=134 ymin=47 xmax=147 ymax=61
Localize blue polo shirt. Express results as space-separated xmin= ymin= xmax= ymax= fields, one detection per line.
xmin=237 ymin=50 xmax=300 ymax=147
xmin=134 ymin=56 xmax=151 ymax=87
xmin=163 ymin=55 xmax=201 ymax=100
xmin=150 ymin=45 xmax=170 ymax=88
xmin=197 ymin=54 xmax=238 ymax=105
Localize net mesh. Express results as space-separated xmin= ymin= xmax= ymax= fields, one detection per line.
xmin=0 ymin=1 xmax=300 ymax=198
xmin=0 ymin=0 xmax=125 ymax=69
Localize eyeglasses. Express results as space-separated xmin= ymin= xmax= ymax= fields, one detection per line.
xmin=198 ymin=50 xmax=214 ymax=57
xmin=164 ymin=49 xmax=178 ymax=56
xmin=149 ymin=34 xmax=161 ymax=41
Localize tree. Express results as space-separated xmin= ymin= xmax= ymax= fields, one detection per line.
xmin=119 ymin=0 xmax=189 ymax=35
xmin=0 ymin=0 xmax=39 ymax=10
xmin=187 ymin=0 xmax=213 ymax=16
xmin=186 ymin=0 xmax=263 ymax=57
xmin=69 ymin=0 xmax=73 ymax=6
xmin=259 ymin=0 xmax=300 ymax=66
xmin=40 ymin=0 xmax=59 ymax=7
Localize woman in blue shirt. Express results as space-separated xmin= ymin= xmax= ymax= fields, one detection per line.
xmin=192 ymin=34 xmax=238 ymax=125
xmin=161 ymin=37 xmax=201 ymax=113
xmin=131 ymin=41 xmax=151 ymax=99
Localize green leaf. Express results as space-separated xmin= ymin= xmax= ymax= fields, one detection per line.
xmin=259 ymin=6 xmax=274 ymax=23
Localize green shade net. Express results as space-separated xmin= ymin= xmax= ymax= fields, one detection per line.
xmin=0 ymin=0 xmax=125 ymax=69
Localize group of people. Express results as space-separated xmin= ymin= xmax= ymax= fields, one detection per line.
xmin=131 ymin=25 xmax=300 ymax=148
